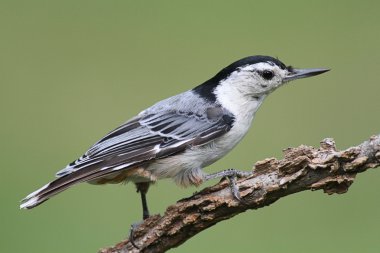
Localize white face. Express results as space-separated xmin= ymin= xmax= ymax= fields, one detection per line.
xmin=224 ymin=62 xmax=290 ymax=96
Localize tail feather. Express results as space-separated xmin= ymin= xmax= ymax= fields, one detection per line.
xmin=20 ymin=183 xmax=51 ymax=209
xmin=20 ymin=165 xmax=123 ymax=209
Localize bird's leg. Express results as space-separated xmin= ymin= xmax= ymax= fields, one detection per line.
xmin=135 ymin=182 xmax=151 ymax=220
xmin=129 ymin=182 xmax=151 ymax=249
xmin=205 ymin=169 xmax=252 ymax=200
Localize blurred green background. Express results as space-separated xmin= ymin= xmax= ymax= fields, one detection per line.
xmin=1 ymin=1 xmax=379 ymax=252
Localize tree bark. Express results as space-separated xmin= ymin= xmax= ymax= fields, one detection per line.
xmin=99 ymin=135 xmax=380 ymax=253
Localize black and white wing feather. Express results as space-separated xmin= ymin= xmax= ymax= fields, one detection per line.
xmin=58 ymin=107 xmax=234 ymax=175
xmin=20 ymin=104 xmax=234 ymax=209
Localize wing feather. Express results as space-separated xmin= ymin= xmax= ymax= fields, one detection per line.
xmin=20 ymin=107 xmax=234 ymax=209
xmin=56 ymin=107 xmax=234 ymax=179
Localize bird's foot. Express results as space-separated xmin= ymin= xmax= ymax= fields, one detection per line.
xmin=205 ymin=168 xmax=252 ymax=201
xmin=129 ymin=221 xmax=143 ymax=249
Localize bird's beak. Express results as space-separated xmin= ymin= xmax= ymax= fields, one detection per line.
xmin=284 ymin=68 xmax=330 ymax=82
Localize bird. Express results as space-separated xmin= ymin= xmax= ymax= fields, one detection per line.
xmin=20 ymin=55 xmax=329 ymax=220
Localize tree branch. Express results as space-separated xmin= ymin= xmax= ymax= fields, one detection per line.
xmin=100 ymin=135 xmax=380 ymax=253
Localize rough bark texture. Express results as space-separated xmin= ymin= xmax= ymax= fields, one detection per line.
xmin=99 ymin=135 xmax=380 ymax=253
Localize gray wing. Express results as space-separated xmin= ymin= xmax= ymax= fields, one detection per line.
xmin=56 ymin=106 xmax=234 ymax=177
xmin=20 ymin=104 xmax=235 ymax=209
xmin=20 ymin=93 xmax=236 ymax=209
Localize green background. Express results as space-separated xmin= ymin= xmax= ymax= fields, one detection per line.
xmin=1 ymin=1 xmax=379 ymax=252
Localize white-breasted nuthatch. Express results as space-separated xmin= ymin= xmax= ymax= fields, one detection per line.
xmin=20 ymin=55 xmax=329 ymax=220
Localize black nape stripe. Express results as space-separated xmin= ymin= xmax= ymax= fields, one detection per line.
xmin=192 ymin=78 xmax=218 ymax=102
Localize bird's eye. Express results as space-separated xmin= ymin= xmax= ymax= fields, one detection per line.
xmin=261 ymin=70 xmax=274 ymax=80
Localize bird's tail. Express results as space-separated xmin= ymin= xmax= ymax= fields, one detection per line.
xmin=20 ymin=165 xmax=117 ymax=209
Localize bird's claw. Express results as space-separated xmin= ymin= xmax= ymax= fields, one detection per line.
xmin=205 ymin=168 xmax=252 ymax=201
xmin=129 ymin=222 xmax=142 ymax=249
xmin=227 ymin=174 xmax=241 ymax=201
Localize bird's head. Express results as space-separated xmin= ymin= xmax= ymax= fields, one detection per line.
xmin=194 ymin=55 xmax=329 ymax=104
